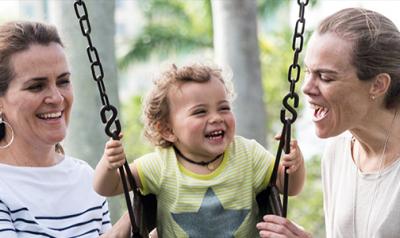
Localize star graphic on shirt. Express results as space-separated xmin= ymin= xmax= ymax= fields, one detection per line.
xmin=172 ymin=187 xmax=249 ymax=237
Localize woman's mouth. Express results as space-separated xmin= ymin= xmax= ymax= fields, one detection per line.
xmin=311 ymin=104 xmax=329 ymax=121
xmin=37 ymin=111 xmax=63 ymax=120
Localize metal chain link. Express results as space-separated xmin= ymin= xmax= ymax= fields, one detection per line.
xmin=73 ymin=1 xmax=142 ymax=237
xmin=272 ymin=0 xmax=308 ymax=218
xmin=73 ymin=0 xmax=120 ymax=139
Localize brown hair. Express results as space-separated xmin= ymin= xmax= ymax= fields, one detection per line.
xmin=0 ymin=21 xmax=63 ymax=96
xmin=142 ymin=63 xmax=235 ymax=148
xmin=318 ymin=8 xmax=400 ymax=109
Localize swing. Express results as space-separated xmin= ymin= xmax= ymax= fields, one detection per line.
xmin=73 ymin=0 xmax=308 ymax=236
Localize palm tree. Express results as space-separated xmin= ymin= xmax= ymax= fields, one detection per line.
xmin=212 ymin=0 xmax=267 ymax=145
xmin=118 ymin=0 xmax=213 ymax=69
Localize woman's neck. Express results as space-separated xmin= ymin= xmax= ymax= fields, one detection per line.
xmin=351 ymin=108 xmax=399 ymax=171
xmin=0 ymin=138 xmax=61 ymax=167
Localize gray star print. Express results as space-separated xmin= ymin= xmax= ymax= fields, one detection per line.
xmin=172 ymin=188 xmax=249 ymax=237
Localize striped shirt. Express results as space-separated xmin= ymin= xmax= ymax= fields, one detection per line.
xmin=0 ymin=156 xmax=111 ymax=238
xmin=137 ymin=136 xmax=274 ymax=237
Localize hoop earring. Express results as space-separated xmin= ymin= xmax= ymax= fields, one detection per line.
xmin=0 ymin=113 xmax=14 ymax=149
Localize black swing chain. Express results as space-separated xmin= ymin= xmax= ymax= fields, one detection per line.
xmin=73 ymin=0 xmax=307 ymax=232
xmin=270 ymin=0 xmax=308 ymax=218
xmin=73 ymin=0 xmax=141 ymax=236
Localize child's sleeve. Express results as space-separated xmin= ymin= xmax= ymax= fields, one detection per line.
xmin=251 ymin=140 xmax=275 ymax=194
xmin=135 ymin=152 xmax=164 ymax=195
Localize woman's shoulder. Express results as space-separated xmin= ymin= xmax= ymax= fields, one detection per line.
xmin=325 ymin=132 xmax=352 ymax=149
xmin=60 ymin=155 xmax=95 ymax=175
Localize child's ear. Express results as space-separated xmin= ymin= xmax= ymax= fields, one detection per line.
xmin=369 ymin=73 xmax=391 ymax=98
xmin=160 ymin=124 xmax=177 ymax=143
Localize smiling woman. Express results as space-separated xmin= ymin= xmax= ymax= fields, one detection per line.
xmin=0 ymin=21 xmax=130 ymax=237
xmin=6 ymin=43 xmax=72 ymax=158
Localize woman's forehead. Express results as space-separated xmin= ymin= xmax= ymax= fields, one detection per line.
xmin=305 ymin=32 xmax=354 ymax=71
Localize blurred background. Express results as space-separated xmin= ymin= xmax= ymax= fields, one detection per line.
xmin=1 ymin=0 xmax=399 ymax=236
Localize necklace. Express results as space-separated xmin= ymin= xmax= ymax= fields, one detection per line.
xmin=352 ymin=109 xmax=398 ymax=238
xmin=173 ymin=146 xmax=223 ymax=171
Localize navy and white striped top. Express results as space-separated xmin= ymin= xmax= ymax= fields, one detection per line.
xmin=0 ymin=156 xmax=112 ymax=237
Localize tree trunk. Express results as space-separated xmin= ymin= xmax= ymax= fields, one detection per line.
xmin=56 ymin=0 xmax=123 ymax=223
xmin=211 ymin=0 xmax=267 ymax=146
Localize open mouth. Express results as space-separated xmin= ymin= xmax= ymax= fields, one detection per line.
xmin=37 ymin=111 xmax=63 ymax=120
xmin=311 ymin=104 xmax=329 ymax=121
xmin=205 ymin=130 xmax=225 ymax=140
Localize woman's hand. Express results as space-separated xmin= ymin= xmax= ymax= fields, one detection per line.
xmin=256 ymin=215 xmax=312 ymax=238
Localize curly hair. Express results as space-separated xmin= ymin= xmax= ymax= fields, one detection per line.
xmin=142 ymin=63 xmax=235 ymax=148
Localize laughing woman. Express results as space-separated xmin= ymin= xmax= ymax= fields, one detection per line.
xmin=0 ymin=21 xmax=130 ymax=237
xmin=257 ymin=8 xmax=400 ymax=238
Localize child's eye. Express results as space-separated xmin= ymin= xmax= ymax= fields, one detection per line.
xmin=193 ymin=109 xmax=206 ymax=115
xmin=220 ymin=106 xmax=231 ymax=111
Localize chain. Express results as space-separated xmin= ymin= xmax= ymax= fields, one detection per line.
xmin=73 ymin=1 xmax=142 ymax=237
xmin=271 ymin=0 xmax=308 ymax=218
xmin=73 ymin=0 xmax=120 ymax=139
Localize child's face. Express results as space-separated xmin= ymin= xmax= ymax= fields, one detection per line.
xmin=165 ymin=77 xmax=235 ymax=160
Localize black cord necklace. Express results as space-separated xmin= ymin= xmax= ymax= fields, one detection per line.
xmin=173 ymin=146 xmax=223 ymax=171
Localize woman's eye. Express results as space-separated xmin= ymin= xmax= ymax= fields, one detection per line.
xmin=58 ymin=79 xmax=71 ymax=87
xmin=320 ymin=75 xmax=332 ymax=82
xmin=26 ymin=83 xmax=44 ymax=91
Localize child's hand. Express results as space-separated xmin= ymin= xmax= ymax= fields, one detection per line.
xmin=281 ymin=139 xmax=304 ymax=174
xmin=275 ymin=135 xmax=304 ymax=174
xmin=102 ymin=138 xmax=126 ymax=170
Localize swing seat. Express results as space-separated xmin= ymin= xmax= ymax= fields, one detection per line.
xmin=133 ymin=183 xmax=282 ymax=237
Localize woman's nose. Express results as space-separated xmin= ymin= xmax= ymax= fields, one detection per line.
xmin=301 ymin=75 xmax=318 ymax=96
xmin=44 ymin=87 xmax=64 ymax=104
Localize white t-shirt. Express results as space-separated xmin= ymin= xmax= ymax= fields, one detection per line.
xmin=322 ymin=133 xmax=400 ymax=238
xmin=0 ymin=156 xmax=112 ymax=238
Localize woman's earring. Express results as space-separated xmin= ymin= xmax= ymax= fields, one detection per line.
xmin=370 ymin=95 xmax=376 ymax=101
xmin=0 ymin=111 xmax=5 ymax=140
xmin=0 ymin=111 xmax=14 ymax=149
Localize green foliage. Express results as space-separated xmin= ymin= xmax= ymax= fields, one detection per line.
xmin=260 ymin=27 xmax=298 ymax=136
xmin=118 ymin=0 xmax=212 ymax=69
xmin=121 ymin=95 xmax=153 ymax=161
xmin=257 ymin=0 xmax=290 ymax=18
xmin=288 ymin=155 xmax=325 ymax=237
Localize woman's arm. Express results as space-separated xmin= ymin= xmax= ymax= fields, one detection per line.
xmin=100 ymin=212 xmax=131 ymax=238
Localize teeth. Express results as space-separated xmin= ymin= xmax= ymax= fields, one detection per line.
xmin=206 ymin=130 xmax=224 ymax=139
xmin=311 ymin=104 xmax=328 ymax=120
xmin=310 ymin=103 xmax=322 ymax=110
xmin=38 ymin=112 xmax=62 ymax=119
xmin=210 ymin=130 xmax=223 ymax=136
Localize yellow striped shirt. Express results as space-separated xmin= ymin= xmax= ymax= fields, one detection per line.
xmin=137 ymin=136 xmax=275 ymax=237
